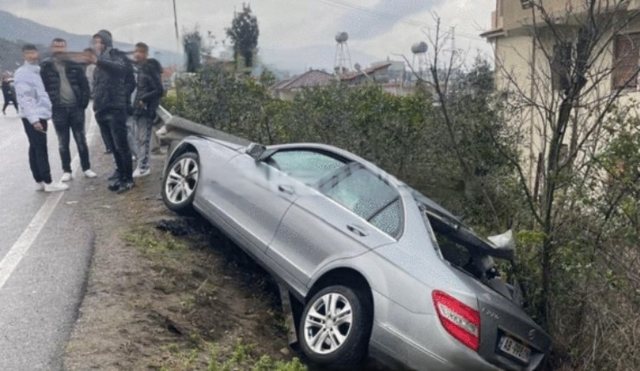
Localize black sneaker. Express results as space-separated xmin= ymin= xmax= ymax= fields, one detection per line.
xmin=116 ymin=181 xmax=135 ymax=194
xmin=108 ymin=180 xmax=121 ymax=192
xmin=107 ymin=170 xmax=120 ymax=181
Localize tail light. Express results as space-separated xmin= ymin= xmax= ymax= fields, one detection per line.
xmin=432 ymin=290 xmax=480 ymax=351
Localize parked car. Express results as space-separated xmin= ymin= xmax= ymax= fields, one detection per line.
xmin=162 ymin=135 xmax=552 ymax=370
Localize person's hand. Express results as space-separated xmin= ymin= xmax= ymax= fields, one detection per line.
xmin=33 ymin=122 xmax=45 ymax=133
xmin=72 ymin=51 xmax=97 ymax=64
xmin=84 ymin=52 xmax=98 ymax=64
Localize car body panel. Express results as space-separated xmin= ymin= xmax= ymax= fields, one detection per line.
xmin=268 ymin=187 xmax=396 ymax=286
xmin=164 ymin=136 xmax=552 ymax=371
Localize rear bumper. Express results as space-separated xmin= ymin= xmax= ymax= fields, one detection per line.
xmin=370 ymin=291 xmax=502 ymax=371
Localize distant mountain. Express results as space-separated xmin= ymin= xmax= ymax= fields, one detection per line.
xmin=0 ymin=38 xmax=25 ymax=72
xmin=0 ymin=10 xmax=181 ymax=67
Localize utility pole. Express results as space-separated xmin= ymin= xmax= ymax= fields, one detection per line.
xmin=173 ymin=0 xmax=181 ymax=59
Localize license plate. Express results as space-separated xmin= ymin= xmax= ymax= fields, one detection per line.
xmin=498 ymin=335 xmax=531 ymax=363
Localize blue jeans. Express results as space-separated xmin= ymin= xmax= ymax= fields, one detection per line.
xmin=52 ymin=106 xmax=91 ymax=172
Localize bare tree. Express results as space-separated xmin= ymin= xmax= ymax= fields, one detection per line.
xmin=405 ymin=2 xmax=640 ymax=368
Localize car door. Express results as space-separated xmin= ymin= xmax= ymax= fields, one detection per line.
xmin=206 ymin=148 xmax=348 ymax=256
xmin=267 ymin=162 xmax=403 ymax=286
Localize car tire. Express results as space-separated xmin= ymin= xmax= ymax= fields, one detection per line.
xmin=299 ymin=285 xmax=372 ymax=368
xmin=162 ymin=152 xmax=200 ymax=215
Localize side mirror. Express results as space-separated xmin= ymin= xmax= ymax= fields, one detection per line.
xmin=487 ymin=229 xmax=516 ymax=252
xmin=246 ymin=143 xmax=267 ymax=161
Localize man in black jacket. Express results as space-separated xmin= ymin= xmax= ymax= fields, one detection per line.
xmin=88 ymin=30 xmax=136 ymax=193
xmin=41 ymin=38 xmax=96 ymax=181
xmin=2 ymin=73 xmax=19 ymax=115
xmin=128 ymin=42 xmax=163 ymax=178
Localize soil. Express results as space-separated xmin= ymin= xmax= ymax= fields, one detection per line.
xmin=63 ymin=150 xmax=296 ymax=370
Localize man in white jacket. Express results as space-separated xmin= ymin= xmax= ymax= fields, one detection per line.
xmin=14 ymin=44 xmax=68 ymax=192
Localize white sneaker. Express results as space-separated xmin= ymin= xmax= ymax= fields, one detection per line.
xmin=44 ymin=182 xmax=69 ymax=192
xmin=36 ymin=182 xmax=45 ymax=191
xmin=133 ymin=168 xmax=150 ymax=178
xmin=84 ymin=169 xmax=98 ymax=178
xmin=61 ymin=172 xmax=73 ymax=182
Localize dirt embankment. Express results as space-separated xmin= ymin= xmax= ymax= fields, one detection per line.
xmin=63 ymin=151 xmax=303 ymax=370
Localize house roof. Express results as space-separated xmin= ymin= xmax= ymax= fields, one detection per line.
xmin=340 ymin=62 xmax=393 ymax=82
xmin=274 ymin=70 xmax=333 ymax=91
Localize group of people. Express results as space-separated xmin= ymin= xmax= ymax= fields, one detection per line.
xmin=9 ymin=29 xmax=163 ymax=193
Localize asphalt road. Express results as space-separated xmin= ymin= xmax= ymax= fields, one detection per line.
xmin=0 ymin=105 xmax=98 ymax=370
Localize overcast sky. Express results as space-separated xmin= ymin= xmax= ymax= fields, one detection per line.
xmin=1 ymin=0 xmax=494 ymax=72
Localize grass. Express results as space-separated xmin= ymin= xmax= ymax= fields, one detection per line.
xmin=123 ymin=224 xmax=304 ymax=371
xmin=124 ymin=227 xmax=188 ymax=255
xmin=158 ymin=340 xmax=306 ymax=371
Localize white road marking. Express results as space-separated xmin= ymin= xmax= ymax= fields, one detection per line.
xmin=0 ymin=109 xmax=98 ymax=290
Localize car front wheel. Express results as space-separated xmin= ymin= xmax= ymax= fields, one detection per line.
xmin=299 ymin=285 xmax=371 ymax=367
xmin=162 ymin=152 xmax=199 ymax=215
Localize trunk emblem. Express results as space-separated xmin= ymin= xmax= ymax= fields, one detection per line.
xmin=481 ymin=307 xmax=500 ymax=320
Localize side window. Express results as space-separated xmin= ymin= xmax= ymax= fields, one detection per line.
xmin=268 ymin=150 xmax=346 ymax=184
xmin=370 ymin=199 xmax=402 ymax=238
xmin=321 ymin=165 xmax=402 ymax=237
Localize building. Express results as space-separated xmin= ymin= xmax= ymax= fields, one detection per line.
xmin=271 ymin=60 xmax=412 ymax=100
xmin=481 ymin=0 xmax=640 ymax=186
xmin=272 ymin=69 xmax=334 ymax=100
xmin=340 ymin=60 xmax=414 ymax=96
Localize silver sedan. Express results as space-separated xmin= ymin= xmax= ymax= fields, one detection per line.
xmin=162 ymin=136 xmax=551 ymax=370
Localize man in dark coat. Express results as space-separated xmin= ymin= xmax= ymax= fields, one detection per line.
xmin=2 ymin=72 xmax=19 ymax=115
xmin=41 ymin=38 xmax=96 ymax=181
xmin=127 ymin=42 xmax=163 ymax=178
xmin=88 ymin=29 xmax=136 ymax=193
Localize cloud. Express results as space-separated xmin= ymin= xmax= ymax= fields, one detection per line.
xmin=25 ymin=0 xmax=52 ymax=7
xmin=0 ymin=0 xmax=493 ymax=71
xmin=333 ymin=0 xmax=443 ymax=40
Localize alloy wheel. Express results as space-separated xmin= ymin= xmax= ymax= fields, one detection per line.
xmin=165 ymin=157 xmax=199 ymax=204
xmin=303 ymin=292 xmax=354 ymax=355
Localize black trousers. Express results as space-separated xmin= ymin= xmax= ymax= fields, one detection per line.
xmin=97 ymin=118 xmax=114 ymax=153
xmin=52 ymin=106 xmax=91 ymax=172
xmin=3 ymin=98 xmax=18 ymax=113
xmin=95 ymin=109 xmax=133 ymax=182
xmin=22 ymin=119 xmax=52 ymax=184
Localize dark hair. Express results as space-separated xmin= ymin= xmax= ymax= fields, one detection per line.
xmin=83 ymin=47 xmax=94 ymax=53
xmin=51 ymin=38 xmax=66 ymax=45
xmin=135 ymin=42 xmax=149 ymax=53
xmin=22 ymin=44 xmax=38 ymax=52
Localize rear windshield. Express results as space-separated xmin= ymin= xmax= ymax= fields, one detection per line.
xmin=415 ymin=197 xmax=521 ymax=303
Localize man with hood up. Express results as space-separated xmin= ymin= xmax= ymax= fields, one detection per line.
xmin=88 ymin=29 xmax=136 ymax=193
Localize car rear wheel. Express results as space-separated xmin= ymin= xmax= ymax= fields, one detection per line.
xmin=299 ymin=285 xmax=371 ymax=367
xmin=162 ymin=152 xmax=199 ymax=215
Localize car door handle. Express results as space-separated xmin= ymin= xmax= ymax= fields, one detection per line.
xmin=347 ymin=224 xmax=369 ymax=237
xmin=278 ymin=184 xmax=295 ymax=195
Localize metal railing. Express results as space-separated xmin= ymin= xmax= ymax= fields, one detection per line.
xmin=154 ymin=106 xmax=251 ymax=147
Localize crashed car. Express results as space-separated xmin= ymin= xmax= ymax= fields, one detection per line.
xmin=162 ymin=136 xmax=551 ymax=370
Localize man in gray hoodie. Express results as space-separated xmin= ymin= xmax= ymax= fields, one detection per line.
xmin=14 ymin=44 xmax=68 ymax=192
